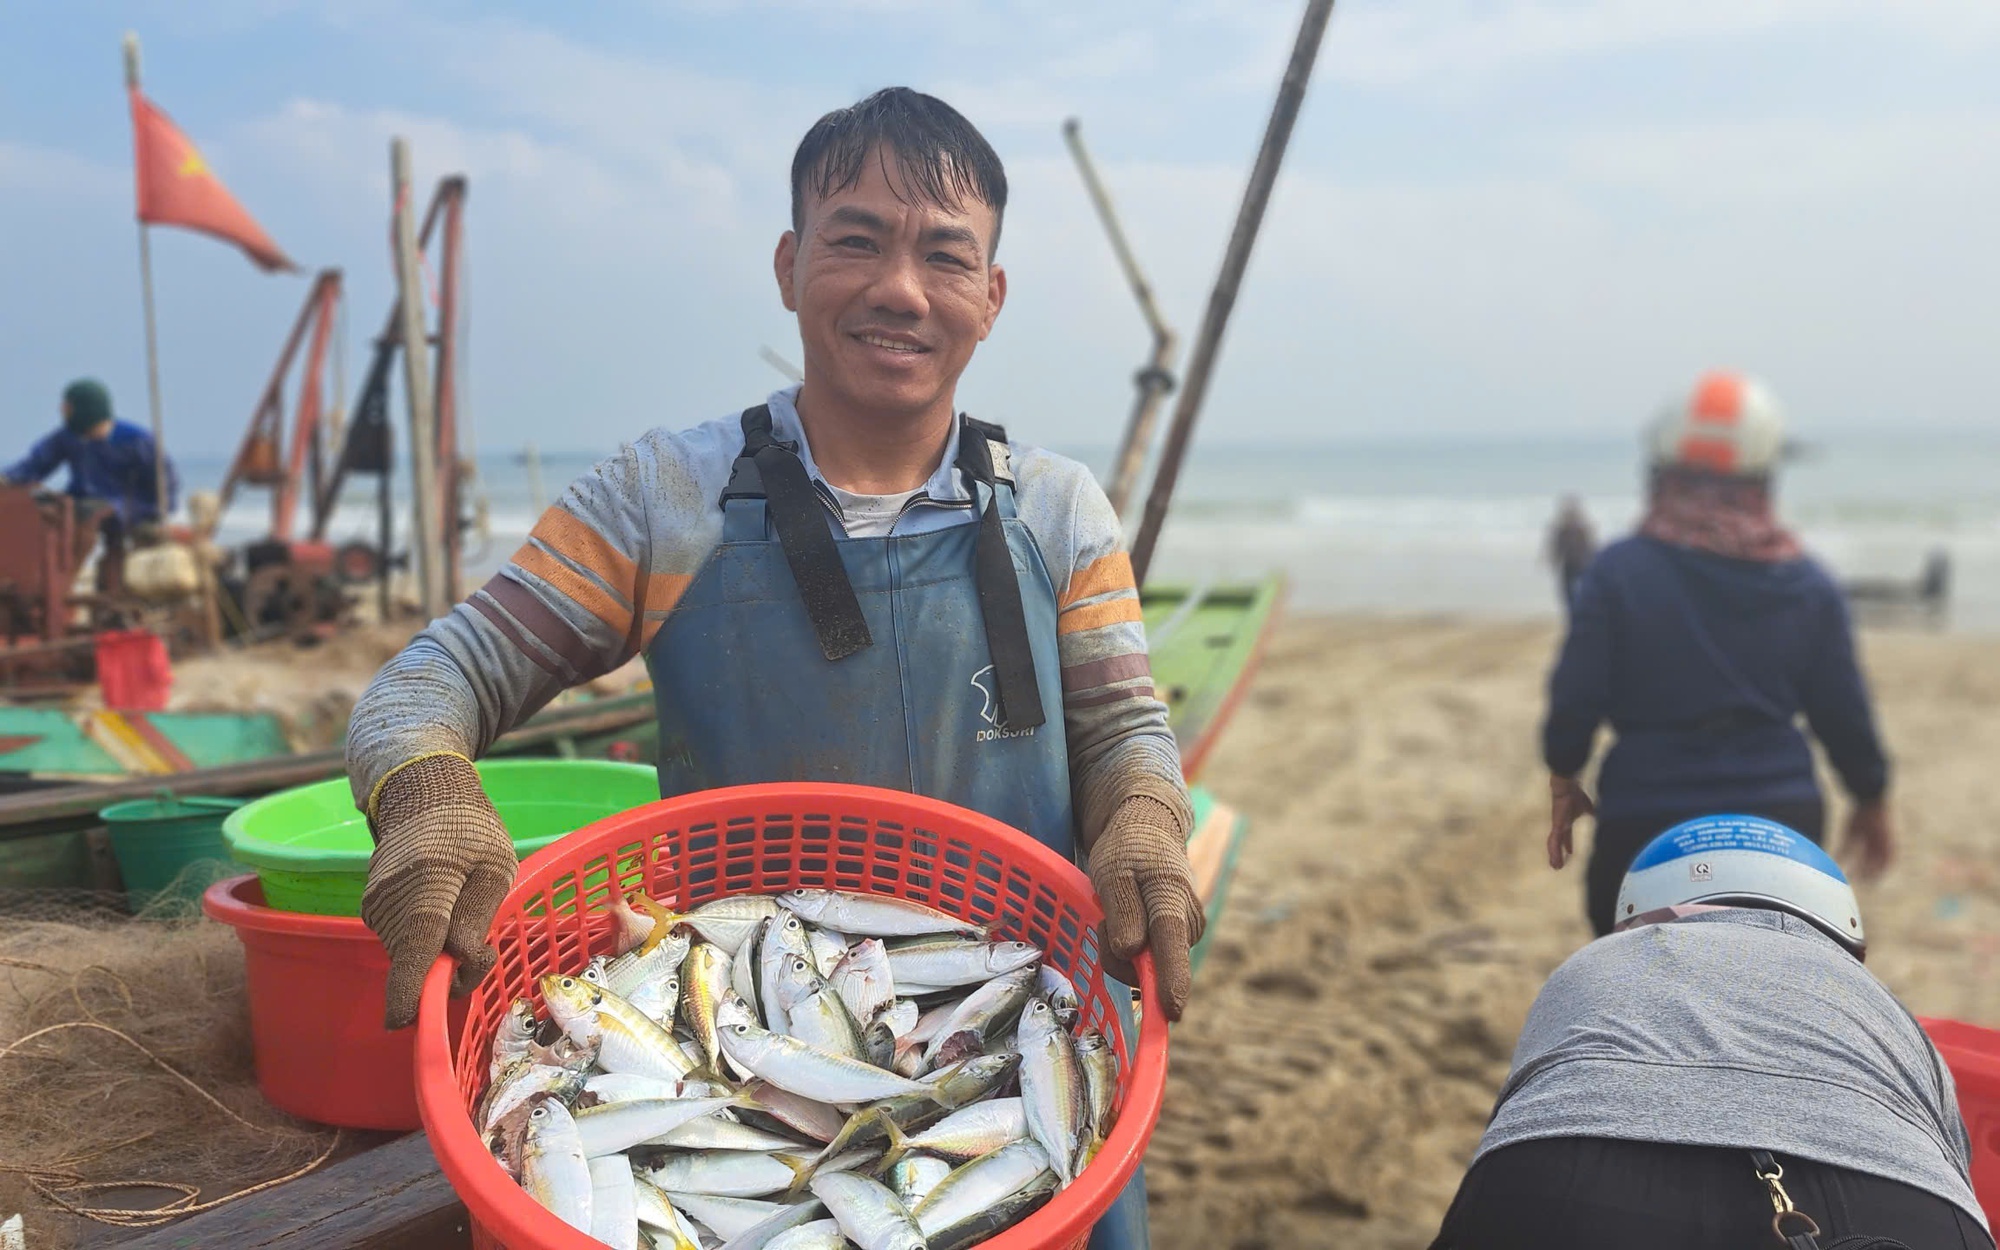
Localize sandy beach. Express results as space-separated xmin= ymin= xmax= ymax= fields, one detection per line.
xmin=1149 ymin=615 xmax=2000 ymax=1249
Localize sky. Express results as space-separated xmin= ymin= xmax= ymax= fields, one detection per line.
xmin=2 ymin=0 xmax=1998 ymax=462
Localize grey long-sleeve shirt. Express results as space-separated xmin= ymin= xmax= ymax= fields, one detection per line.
xmin=344 ymin=388 xmax=1188 ymax=841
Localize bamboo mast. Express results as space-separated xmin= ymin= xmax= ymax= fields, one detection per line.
xmin=1129 ymin=0 xmax=1337 ymax=583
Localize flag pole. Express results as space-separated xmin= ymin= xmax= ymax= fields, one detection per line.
xmin=124 ymin=31 xmax=171 ymax=524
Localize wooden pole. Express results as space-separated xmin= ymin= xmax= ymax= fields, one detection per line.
xmin=1062 ymin=118 xmax=1178 ymax=521
xmin=125 ymin=33 xmax=171 ymax=524
xmin=1129 ymin=0 xmax=1337 ymax=584
xmin=391 ymin=138 xmax=445 ymax=619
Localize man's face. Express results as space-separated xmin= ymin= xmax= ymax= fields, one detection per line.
xmin=775 ymin=147 xmax=1005 ymax=423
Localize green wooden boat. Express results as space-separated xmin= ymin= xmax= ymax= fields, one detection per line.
xmin=1143 ymin=575 xmax=1284 ymax=972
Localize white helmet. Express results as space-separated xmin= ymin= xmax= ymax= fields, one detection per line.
xmin=1646 ymin=371 xmax=1785 ymax=476
xmin=1614 ymin=814 xmax=1865 ymax=956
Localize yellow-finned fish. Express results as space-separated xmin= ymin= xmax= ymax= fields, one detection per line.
xmin=540 ymin=973 xmax=698 ymax=1084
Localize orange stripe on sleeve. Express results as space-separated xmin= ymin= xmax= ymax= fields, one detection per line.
xmin=514 ymin=543 xmax=633 ymax=637
xmin=1059 ymin=551 xmax=1136 ymax=611
xmin=530 ymin=506 xmax=640 ymax=597
xmin=1058 ymin=595 xmax=1144 ymax=635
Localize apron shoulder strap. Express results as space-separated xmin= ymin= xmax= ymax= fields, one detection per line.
xmin=723 ymin=405 xmax=873 ymax=661
xmin=953 ymin=415 xmax=1045 ymax=732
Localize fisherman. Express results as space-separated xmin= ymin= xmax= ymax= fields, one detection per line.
xmin=2 ymin=379 xmax=177 ymax=591
xmin=1543 ymin=494 xmax=1594 ymax=611
xmin=345 ymin=88 xmax=1196 ymax=1249
xmin=1542 ymin=372 xmax=1893 ymax=935
xmin=1430 ymin=815 xmax=1993 ymax=1250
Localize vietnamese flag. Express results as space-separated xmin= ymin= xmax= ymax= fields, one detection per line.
xmin=129 ymin=87 xmax=294 ymax=272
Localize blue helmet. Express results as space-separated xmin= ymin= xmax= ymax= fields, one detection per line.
xmin=1614 ymin=815 xmax=1865 ymax=956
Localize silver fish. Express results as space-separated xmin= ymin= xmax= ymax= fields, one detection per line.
xmin=480 ymin=1060 xmax=585 ymax=1134
xmin=884 ymin=1097 xmax=1027 ymax=1166
xmin=1016 ymin=997 xmax=1088 ymax=1184
xmin=732 ymin=918 xmax=766 ymax=1026
xmin=607 ymin=931 xmax=692 ymax=996
xmin=776 ymin=954 xmax=869 ymax=1063
xmin=585 ymin=1072 xmax=684 ymax=1104
xmin=642 ymin=1150 xmax=867 ymax=1199
xmin=760 ymin=909 xmax=814 ymax=1038
xmin=777 ymin=890 xmax=974 ymax=938
xmin=717 ymin=993 xmax=934 ymax=1104
xmin=887 ymin=1153 xmax=953 ymax=1210
xmin=655 ymin=1116 xmax=806 ymax=1153
xmin=906 ymin=1002 xmax=957 ymax=1045
xmin=923 ymin=966 xmax=1037 ymax=1068
xmin=588 ymin=1154 xmax=640 ymax=1250
xmin=612 ymin=891 xmax=657 ymax=955
xmin=927 ymin=1170 xmax=1058 ymax=1250
xmin=864 ymin=1017 xmax=898 ymax=1070
xmin=573 ymin=1092 xmax=748 ymax=1158
xmin=1037 ymin=965 xmax=1081 ymax=1029
xmin=830 ymin=939 xmax=896 ymax=1025
xmin=715 ymin=1199 xmax=830 ymax=1250
xmin=681 ymin=942 xmax=733 ymax=1077
xmin=522 ymin=1100 xmax=594 ymax=1233
xmin=762 ymin=1219 xmax=848 ymax=1250
xmin=910 ymin=1139 xmax=1050 ymax=1239
xmin=632 ymin=1177 xmax=704 ymax=1250
xmin=649 ymin=894 xmax=783 ymax=956
xmin=808 ymin=926 xmax=849 ymax=979
xmin=878 ymin=999 xmax=920 ymax=1039
xmin=665 ymin=1192 xmax=789 ymax=1241
xmin=490 ymin=998 xmax=539 ymax=1080
xmin=810 ymin=1172 xmax=926 ymax=1250
xmin=802 ymin=1053 xmax=1022 ymax=1188
xmin=542 ymin=974 xmax=698 ymax=1084
xmin=739 ymin=1079 xmax=846 ymax=1144
xmin=1075 ymin=1029 xmax=1119 ymax=1152
xmin=886 ymin=938 xmax=1040 ymax=991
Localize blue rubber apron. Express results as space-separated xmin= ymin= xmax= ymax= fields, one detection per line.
xmin=645 ymin=408 xmax=1151 ymax=1250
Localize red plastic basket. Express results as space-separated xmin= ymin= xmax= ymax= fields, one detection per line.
xmin=415 ymin=783 xmax=1168 ymax=1250
xmin=1921 ymin=1017 xmax=2000 ymax=1221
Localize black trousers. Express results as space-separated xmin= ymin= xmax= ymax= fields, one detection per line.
xmin=1431 ymin=1138 xmax=1993 ymax=1250
xmin=1587 ymin=799 xmax=1826 ymax=937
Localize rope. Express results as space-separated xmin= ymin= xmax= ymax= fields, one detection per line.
xmin=0 ymin=1019 xmax=342 ymax=1230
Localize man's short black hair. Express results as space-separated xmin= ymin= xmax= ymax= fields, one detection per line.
xmin=790 ymin=87 xmax=1008 ymax=255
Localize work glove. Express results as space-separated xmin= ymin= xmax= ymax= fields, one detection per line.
xmin=360 ymin=752 xmax=517 ymax=1030
xmin=1090 ymin=793 xmax=1205 ymax=1022
xmin=1545 ymin=773 xmax=1596 ymax=870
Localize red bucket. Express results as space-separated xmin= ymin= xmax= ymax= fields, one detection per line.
xmin=95 ymin=628 xmax=170 ymax=710
xmin=204 ymin=874 xmax=464 ymax=1130
xmin=1922 ymin=1017 xmax=2000 ymax=1221
xmin=415 ymin=783 xmax=1168 ymax=1250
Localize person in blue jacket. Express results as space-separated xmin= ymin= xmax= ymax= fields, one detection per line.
xmin=4 ymin=379 xmax=176 ymax=528
xmin=4 ymin=379 xmax=176 ymax=594
xmin=1541 ymin=372 xmax=1893 ymax=935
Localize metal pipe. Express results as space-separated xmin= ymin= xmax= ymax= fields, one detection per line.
xmin=1062 ymin=118 xmax=1178 ymax=520
xmin=125 ymin=33 xmax=172 ymax=525
xmin=1129 ymin=0 xmax=1337 ymax=584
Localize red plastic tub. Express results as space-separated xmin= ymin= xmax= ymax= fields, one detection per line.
xmin=95 ymin=628 xmax=170 ymax=710
xmin=1923 ymin=1017 xmax=2000 ymax=1220
xmin=204 ymin=874 xmax=464 ymax=1130
xmin=416 ymin=783 xmax=1168 ymax=1250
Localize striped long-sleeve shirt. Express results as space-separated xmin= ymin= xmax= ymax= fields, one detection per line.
xmin=345 ymin=387 xmax=1189 ymax=844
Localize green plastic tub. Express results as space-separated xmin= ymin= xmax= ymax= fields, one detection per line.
xmin=221 ymin=759 xmax=659 ymax=916
xmin=100 ymin=795 xmax=248 ymax=909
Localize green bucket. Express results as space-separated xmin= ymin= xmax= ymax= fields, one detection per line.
xmin=221 ymin=759 xmax=660 ymax=916
xmin=100 ymin=795 xmax=248 ymax=909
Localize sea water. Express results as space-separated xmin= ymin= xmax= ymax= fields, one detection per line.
xmin=191 ymin=427 xmax=2000 ymax=633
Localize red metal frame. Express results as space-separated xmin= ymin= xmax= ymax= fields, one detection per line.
xmin=215 ymin=268 xmax=344 ymax=542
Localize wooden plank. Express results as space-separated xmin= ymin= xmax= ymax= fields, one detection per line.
xmin=111 ymin=1133 xmax=470 ymax=1250
xmin=0 ymin=693 xmax=654 ymax=832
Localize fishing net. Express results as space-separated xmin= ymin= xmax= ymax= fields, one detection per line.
xmin=0 ymin=898 xmax=346 ymax=1247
